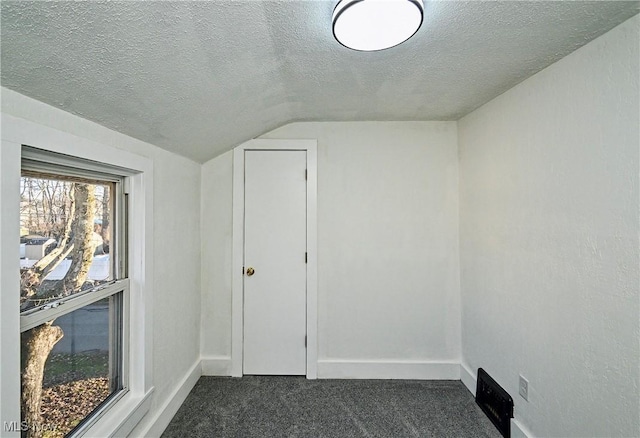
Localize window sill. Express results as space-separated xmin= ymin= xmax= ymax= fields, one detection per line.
xmin=81 ymin=387 xmax=154 ymax=438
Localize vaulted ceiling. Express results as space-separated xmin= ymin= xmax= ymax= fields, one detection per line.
xmin=2 ymin=1 xmax=638 ymax=163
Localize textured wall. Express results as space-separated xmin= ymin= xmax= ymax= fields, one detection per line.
xmin=201 ymin=121 xmax=461 ymax=368
xmin=458 ymin=16 xmax=639 ymax=437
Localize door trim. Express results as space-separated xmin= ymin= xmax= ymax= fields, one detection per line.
xmin=231 ymin=139 xmax=318 ymax=378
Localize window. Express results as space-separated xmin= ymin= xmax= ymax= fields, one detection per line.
xmin=19 ymin=149 xmax=129 ymax=437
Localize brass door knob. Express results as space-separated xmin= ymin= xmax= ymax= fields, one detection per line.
xmin=246 ymin=267 xmax=255 ymax=276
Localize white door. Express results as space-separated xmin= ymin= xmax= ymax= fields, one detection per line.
xmin=243 ymin=150 xmax=307 ymax=375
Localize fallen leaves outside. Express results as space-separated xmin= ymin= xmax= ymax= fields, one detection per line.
xmin=40 ymin=377 xmax=110 ymax=438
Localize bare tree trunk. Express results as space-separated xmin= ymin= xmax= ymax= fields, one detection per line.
xmin=20 ymin=323 xmax=63 ymax=438
xmin=20 ymin=184 xmax=97 ymax=437
xmin=58 ymin=184 xmax=97 ymax=295
xmin=101 ymin=188 xmax=110 ymax=250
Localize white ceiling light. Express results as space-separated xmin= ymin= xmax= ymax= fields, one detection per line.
xmin=333 ymin=0 xmax=424 ymax=51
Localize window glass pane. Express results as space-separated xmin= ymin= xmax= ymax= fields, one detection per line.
xmin=20 ymin=175 xmax=115 ymax=313
xmin=20 ymin=294 xmax=123 ymax=437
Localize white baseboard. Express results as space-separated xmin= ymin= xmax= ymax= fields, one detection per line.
xmin=460 ymin=362 xmax=476 ymax=395
xmin=317 ymin=359 xmax=460 ymax=380
xmin=511 ymin=419 xmax=533 ymax=438
xmin=201 ymin=355 xmax=232 ymax=376
xmin=138 ymin=359 xmax=202 ymax=437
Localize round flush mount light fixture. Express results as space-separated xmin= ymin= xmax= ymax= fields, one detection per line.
xmin=332 ymin=0 xmax=424 ymax=51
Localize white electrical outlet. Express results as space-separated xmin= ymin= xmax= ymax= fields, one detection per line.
xmin=519 ymin=375 xmax=529 ymax=401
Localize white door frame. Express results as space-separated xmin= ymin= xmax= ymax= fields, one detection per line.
xmin=231 ymin=139 xmax=318 ymax=378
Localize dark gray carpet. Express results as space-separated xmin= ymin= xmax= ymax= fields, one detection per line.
xmin=161 ymin=376 xmax=501 ymax=438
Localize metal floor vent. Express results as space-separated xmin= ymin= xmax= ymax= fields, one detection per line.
xmin=475 ymin=368 xmax=514 ymax=438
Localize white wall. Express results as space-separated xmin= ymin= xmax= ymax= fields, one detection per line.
xmin=0 ymin=89 xmax=202 ymax=436
xmin=201 ymin=121 xmax=461 ymax=378
xmin=200 ymin=150 xmax=234 ymax=374
xmin=458 ymin=15 xmax=639 ymax=438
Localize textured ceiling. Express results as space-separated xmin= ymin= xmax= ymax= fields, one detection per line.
xmin=1 ymin=1 xmax=638 ymax=163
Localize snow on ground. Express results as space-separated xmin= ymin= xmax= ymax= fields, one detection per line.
xmin=20 ymin=255 xmax=111 ymax=281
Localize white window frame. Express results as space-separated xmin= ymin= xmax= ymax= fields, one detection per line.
xmin=1 ymin=113 xmax=154 ymax=438
xmin=18 ymin=154 xmax=130 ymax=436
